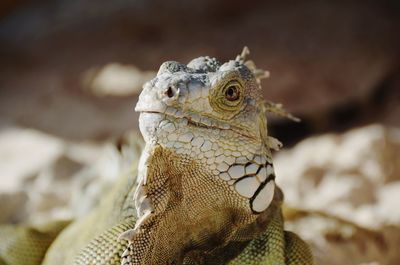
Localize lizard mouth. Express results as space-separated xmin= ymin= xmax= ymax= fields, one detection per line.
xmin=139 ymin=109 xmax=256 ymax=140
xmin=139 ymin=107 xmax=231 ymax=130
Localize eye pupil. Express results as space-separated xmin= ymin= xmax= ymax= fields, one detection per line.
xmin=225 ymin=86 xmax=239 ymax=101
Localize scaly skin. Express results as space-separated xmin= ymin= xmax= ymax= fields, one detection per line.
xmin=0 ymin=220 xmax=70 ymax=265
xmin=0 ymin=48 xmax=314 ymax=264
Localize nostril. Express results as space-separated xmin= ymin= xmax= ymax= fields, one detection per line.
xmin=165 ymin=87 xmax=174 ymax=98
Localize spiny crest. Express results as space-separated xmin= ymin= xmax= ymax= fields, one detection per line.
xmin=235 ymin=46 xmax=270 ymax=83
xmin=236 ymin=46 xmax=300 ymax=123
xmin=263 ymin=101 xmax=300 ymax=122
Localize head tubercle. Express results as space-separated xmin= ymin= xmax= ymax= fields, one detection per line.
xmin=155 ymin=46 xmax=269 ymax=92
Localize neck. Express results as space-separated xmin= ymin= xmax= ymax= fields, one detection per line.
xmin=127 ymin=136 xmax=277 ymax=263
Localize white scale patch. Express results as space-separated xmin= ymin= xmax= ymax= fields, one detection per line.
xmin=251 ymin=180 xmax=275 ymax=213
xmin=245 ymin=163 xmax=258 ymax=175
xmin=218 ymin=156 xmax=276 ymax=213
xmin=228 ymin=165 xmax=245 ymax=179
xmin=235 ymin=177 xmax=259 ymax=198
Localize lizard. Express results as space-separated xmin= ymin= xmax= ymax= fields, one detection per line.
xmin=0 ymin=47 xmax=314 ymax=265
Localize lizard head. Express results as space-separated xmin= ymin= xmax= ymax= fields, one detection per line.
xmin=135 ymin=47 xmax=268 ymax=144
xmin=129 ymin=48 xmax=294 ymax=263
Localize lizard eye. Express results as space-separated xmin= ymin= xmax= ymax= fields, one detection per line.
xmin=225 ymin=85 xmax=240 ymax=101
xmin=209 ymin=77 xmax=245 ymax=115
xmin=221 ymin=80 xmax=244 ymax=107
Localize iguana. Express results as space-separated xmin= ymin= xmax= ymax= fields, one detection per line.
xmin=0 ymin=48 xmax=314 ymax=265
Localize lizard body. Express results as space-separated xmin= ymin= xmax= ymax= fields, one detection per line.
xmin=0 ymin=48 xmax=314 ymax=264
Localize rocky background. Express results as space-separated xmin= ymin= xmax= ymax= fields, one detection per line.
xmin=0 ymin=1 xmax=399 ymax=264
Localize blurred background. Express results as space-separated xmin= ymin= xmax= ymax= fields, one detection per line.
xmin=0 ymin=1 xmax=400 ymax=264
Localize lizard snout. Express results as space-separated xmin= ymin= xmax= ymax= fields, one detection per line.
xmin=159 ymin=79 xmax=188 ymax=106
